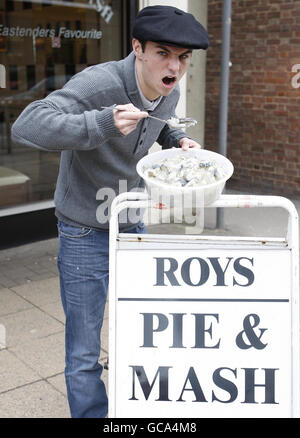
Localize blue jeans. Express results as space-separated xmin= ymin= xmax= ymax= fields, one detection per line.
xmin=57 ymin=219 xmax=146 ymax=418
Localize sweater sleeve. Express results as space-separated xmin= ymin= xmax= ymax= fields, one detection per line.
xmin=11 ymin=100 xmax=122 ymax=152
xmin=156 ymin=124 xmax=191 ymax=149
xmin=11 ymin=71 xmax=123 ymax=152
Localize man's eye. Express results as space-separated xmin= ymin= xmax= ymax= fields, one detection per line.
xmin=158 ymin=51 xmax=167 ymax=56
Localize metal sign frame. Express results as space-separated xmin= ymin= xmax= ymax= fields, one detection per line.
xmin=108 ymin=193 xmax=299 ymax=418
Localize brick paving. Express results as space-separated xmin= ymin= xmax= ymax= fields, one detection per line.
xmin=0 ymin=238 xmax=59 ymax=288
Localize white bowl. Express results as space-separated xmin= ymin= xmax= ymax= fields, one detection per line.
xmin=136 ymin=148 xmax=234 ymax=207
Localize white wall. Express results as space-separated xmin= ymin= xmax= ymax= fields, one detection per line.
xmin=185 ymin=0 xmax=208 ymax=146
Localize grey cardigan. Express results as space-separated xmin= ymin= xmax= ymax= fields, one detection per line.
xmin=11 ymin=52 xmax=187 ymax=231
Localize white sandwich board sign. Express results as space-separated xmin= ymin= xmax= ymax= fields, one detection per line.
xmin=108 ymin=194 xmax=299 ymax=418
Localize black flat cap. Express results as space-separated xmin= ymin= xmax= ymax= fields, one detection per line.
xmin=132 ymin=5 xmax=209 ymax=50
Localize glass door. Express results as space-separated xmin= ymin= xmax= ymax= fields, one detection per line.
xmin=0 ymin=0 xmax=131 ymax=210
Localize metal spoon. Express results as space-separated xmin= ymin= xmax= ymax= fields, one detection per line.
xmin=100 ymin=105 xmax=197 ymax=129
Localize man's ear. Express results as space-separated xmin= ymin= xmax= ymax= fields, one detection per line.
xmin=132 ymin=38 xmax=143 ymax=60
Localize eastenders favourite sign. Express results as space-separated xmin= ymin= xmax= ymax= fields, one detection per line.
xmin=110 ymin=243 xmax=296 ymax=418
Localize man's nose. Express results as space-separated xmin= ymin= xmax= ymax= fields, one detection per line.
xmin=168 ymin=56 xmax=180 ymax=74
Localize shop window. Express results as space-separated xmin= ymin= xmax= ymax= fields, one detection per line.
xmin=0 ymin=0 xmax=126 ymax=210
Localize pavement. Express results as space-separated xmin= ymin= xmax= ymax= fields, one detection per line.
xmin=0 ymin=191 xmax=299 ymax=418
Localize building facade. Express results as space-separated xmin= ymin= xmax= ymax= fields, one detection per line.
xmin=0 ymin=0 xmax=137 ymax=217
xmin=205 ymin=0 xmax=300 ymax=198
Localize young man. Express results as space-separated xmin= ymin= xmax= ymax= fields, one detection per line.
xmin=11 ymin=5 xmax=209 ymax=418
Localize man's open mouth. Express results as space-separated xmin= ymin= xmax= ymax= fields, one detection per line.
xmin=162 ymin=76 xmax=176 ymax=86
